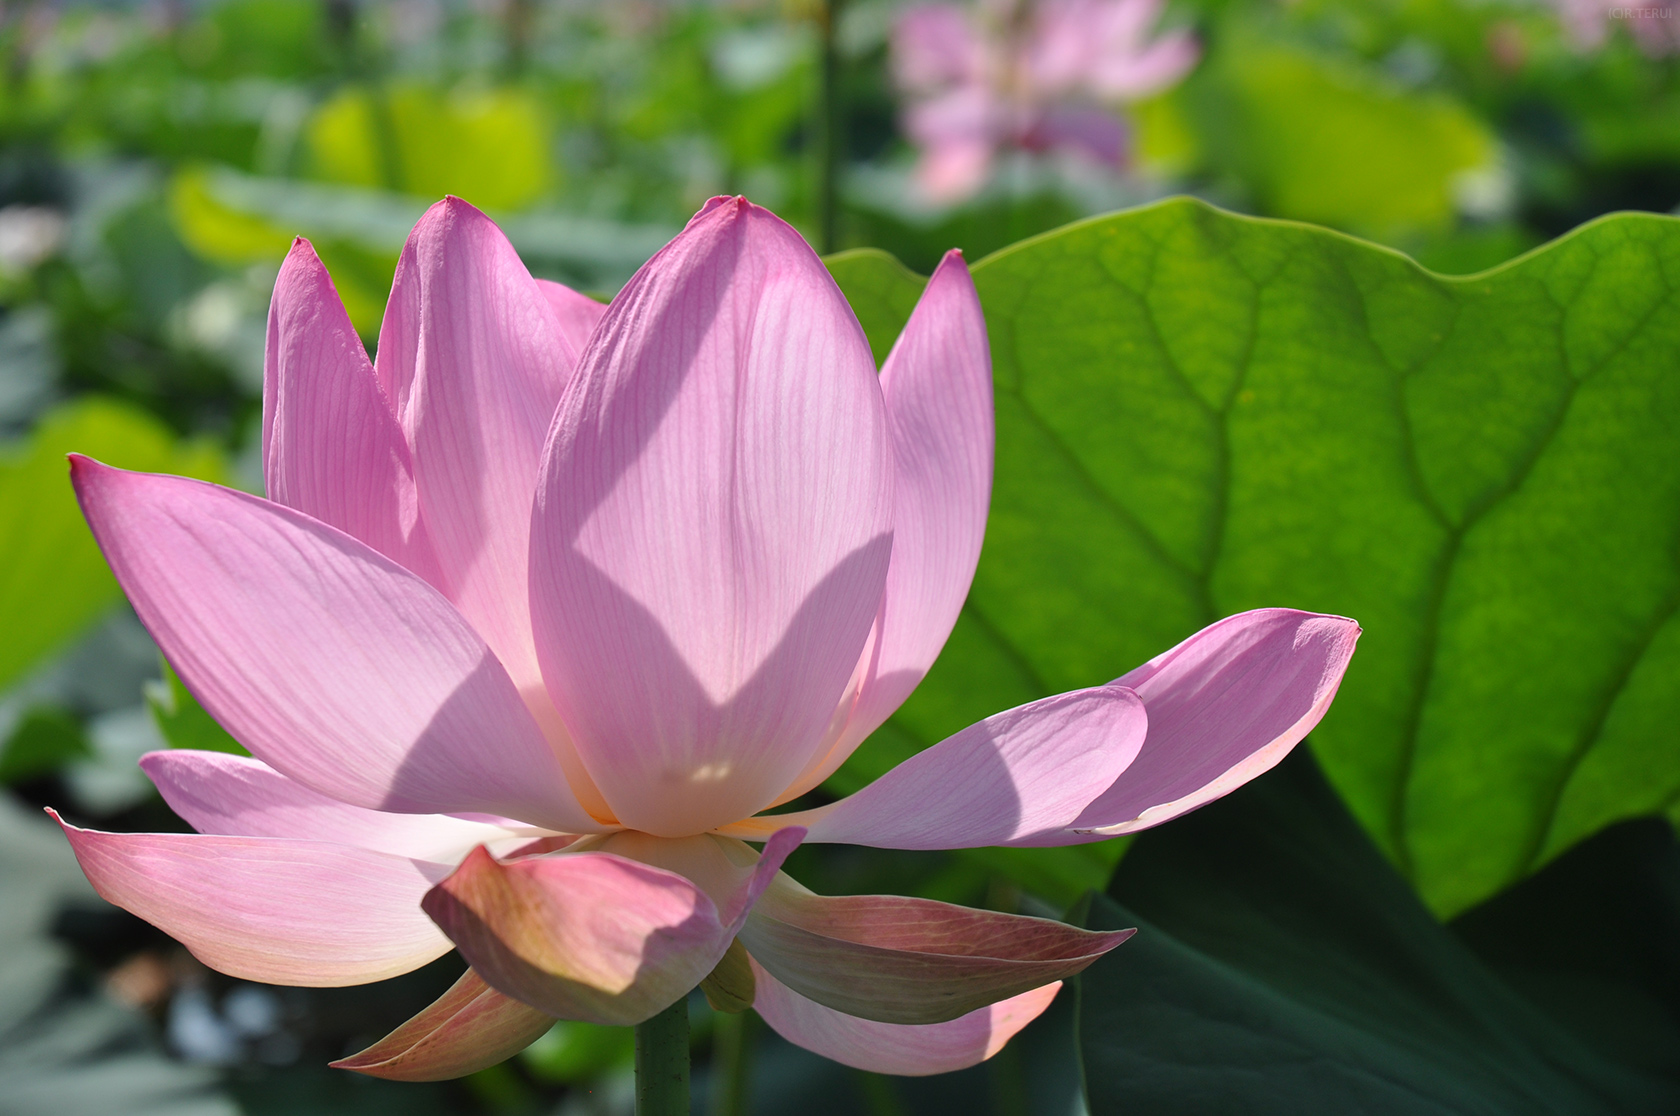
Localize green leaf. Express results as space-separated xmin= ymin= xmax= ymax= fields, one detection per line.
xmin=827 ymin=201 xmax=1680 ymax=917
xmin=0 ymin=707 xmax=91 ymax=785
xmin=1076 ymin=748 xmax=1680 ymax=1114
xmin=145 ymin=660 xmax=248 ymax=756
xmin=519 ymin=1021 xmax=634 ymax=1085
xmin=1182 ymin=33 xmax=1496 ymax=238
xmin=305 ymin=83 xmax=554 ymax=212
xmin=0 ymin=399 xmax=225 ymax=694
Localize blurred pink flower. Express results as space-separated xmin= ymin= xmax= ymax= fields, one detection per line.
xmin=893 ymin=0 xmax=1200 ymax=202
xmin=56 ymin=196 xmax=1356 ymax=1078
xmin=1551 ymin=0 xmax=1680 ymax=55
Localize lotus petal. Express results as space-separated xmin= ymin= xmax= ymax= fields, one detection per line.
xmin=717 ymin=685 xmax=1145 ymax=849
xmin=739 ymin=878 xmax=1129 ymax=1023
xmin=70 ymin=459 xmax=598 ymax=833
xmin=749 ymin=957 xmax=1061 ymax=1076
xmin=530 ymin=197 xmax=893 ymax=836
xmin=54 ymin=811 xmax=450 ymax=985
xmin=262 ymin=238 xmax=440 ymax=583
xmin=424 ymin=828 xmax=802 ymax=1023
xmin=141 ymin=750 xmax=544 ymax=861
xmin=1049 ymin=609 xmax=1361 ymax=841
xmin=332 ymin=968 xmax=556 ymax=1081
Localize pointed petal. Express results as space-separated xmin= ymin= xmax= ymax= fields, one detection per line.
xmin=141 ymin=750 xmax=542 ymax=861
xmin=70 ymin=459 xmax=599 ymax=833
xmin=717 ymin=685 xmax=1145 ymax=849
xmin=779 ymin=250 xmax=993 ymax=803
xmin=749 ymin=958 xmax=1060 ymax=1076
xmin=374 ymin=198 xmax=576 ymax=696
xmin=53 ymin=811 xmax=450 ymax=985
xmin=424 ymin=828 xmax=803 ymax=1024
xmin=1051 ymin=609 xmax=1361 ymax=841
xmin=332 ymin=968 xmax=555 ymax=1082
xmin=739 ymin=879 xmax=1128 ymax=1024
xmin=536 ymin=278 xmax=608 ymax=355
xmin=529 ymin=197 xmax=893 ymax=836
xmin=262 ymin=239 xmax=440 ymax=583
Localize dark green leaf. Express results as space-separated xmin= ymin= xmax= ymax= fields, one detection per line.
xmin=0 ymin=707 xmax=91 ymax=784
xmin=829 ymin=201 xmax=1680 ymax=916
xmin=1076 ymin=748 xmax=1680 ymax=1115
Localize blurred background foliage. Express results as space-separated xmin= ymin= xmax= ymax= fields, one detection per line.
xmin=0 ymin=0 xmax=1676 ymax=1113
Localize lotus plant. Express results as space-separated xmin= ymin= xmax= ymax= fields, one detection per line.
xmin=893 ymin=0 xmax=1201 ymax=202
xmin=55 ymin=196 xmax=1357 ymax=1086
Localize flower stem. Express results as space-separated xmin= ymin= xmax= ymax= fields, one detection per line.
xmin=635 ymin=996 xmax=691 ymax=1116
xmin=815 ymin=0 xmax=845 ymax=254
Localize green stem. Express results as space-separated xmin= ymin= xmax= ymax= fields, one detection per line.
xmin=635 ymin=997 xmax=691 ymax=1116
xmin=709 ymin=1009 xmax=755 ymax=1116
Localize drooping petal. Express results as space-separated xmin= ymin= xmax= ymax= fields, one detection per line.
xmin=70 ymin=459 xmax=599 ymax=833
xmin=374 ymin=198 xmax=578 ymax=697
xmin=141 ymin=750 xmax=546 ymax=861
xmin=529 ymin=197 xmax=894 ymax=836
xmin=535 ymin=278 xmax=609 ymax=356
xmin=739 ymin=877 xmax=1129 ymax=1024
xmin=424 ymin=828 xmax=803 ymax=1024
xmin=777 ymin=249 xmax=992 ymax=803
xmin=716 ymin=685 xmax=1145 ymax=849
xmin=53 ymin=812 xmax=451 ymax=986
xmin=262 ymin=238 xmax=440 ymax=583
xmin=332 ymin=968 xmax=556 ymax=1082
xmin=749 ymin=958 xmax=1061 ymax=1077
xmin=1040 ymin=609 xmax=1360 ymax=842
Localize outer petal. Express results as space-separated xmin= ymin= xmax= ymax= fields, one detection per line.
xmin=750 ymin=958 xmax=1060 ymax=1076
xmin=141 ymin=750 xmax=546 ymax=861
xmin=529 ymin=197 xmax=894 ymax=836
xmin=424 ymin=828 xmax=803 ymax=1024
xmin=332 ymin=969 xmax=555 ymax=1082
xmin=262 ymin=238 xmax=440 ymax=583
xmin=53 ymin=812 xmax=450 ymax=986
xmin=777 ymin=250 xmax=992 ymax=803
xmin=716 ymin=685 xmax=1145 ymax=849
xmin=1042 ymin=609 xmax=1360 ymax=842
xmin=536 ymin=278 xmax=608 ymax=355
xmin=739 ymin=878 xmax=1129 ymax=1024
xmin=892 ymin=4 xmax=985 ymax=93
xmin=374 ymin=198 xmax=578 ymax=699
xmin=70 ymin=459 xmax=599 ymax=833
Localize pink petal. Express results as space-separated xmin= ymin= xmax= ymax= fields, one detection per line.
xmin=70 ymin=459 xmax=599 ymax=833
xmin=332 ymin=968 xmax=556 ymax=1082
xmin=913 ymin=138 xmax=997 ymax=204
xmin=777 ymin=252 xmax=992 ymax=802
xmin=529 ymin=198 xmax=894 ymax=836
xmin=536 ymin=278 xmax=608 ymax=355
xmin=53 ymin=811 xmax=451 ymax=986
xmin=892 ymin=4 xmax=986 ymax=93
xmin=718 ymin=685 xmax=1146 ymax=849
xmin=749 ymin=958 xmax=1060 ymax=1076
xmin=1044 ymin=609 xmax=1360 ymax=842
xmin=1087 ymin=29 xmax=1199 ymax=99
xmin=374 ymin=198 xmax=578 ymax=700
xmin=422 ymin=828 xmax=803 ymax=1024
xmin=739 ymin=879 xmax=1129 ymax=1024
xmin=262 ymin=239 xmax=441 ymax=584
xmin=141 ymin=750 xmax=543 ymax=861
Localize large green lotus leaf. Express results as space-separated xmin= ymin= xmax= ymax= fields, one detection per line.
xmin=0 ymin=399 xmax=225 ymax=694
xmin=826 ymin=201 xmax=1680 ymax=917
xmin=1076 ymin=747 xmax=1680 ymax=1114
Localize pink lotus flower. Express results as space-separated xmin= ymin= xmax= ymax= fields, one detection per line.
xmin=56 ymin=196 xmax=1357 ymax=1079
xmin=893 ymin=0 xmax=1200 ymax=202
xmin=1550 ymin=0 xmax=1679 ymax=56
